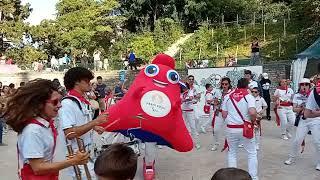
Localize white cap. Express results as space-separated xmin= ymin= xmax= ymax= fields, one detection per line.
xmin=299 ymin=78 xmax=310 ymax=84
xmin=262 ymin=73 xmax=268 ymax=79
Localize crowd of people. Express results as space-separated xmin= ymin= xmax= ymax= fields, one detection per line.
xmin=0 ymin=56 xmax=320 ymax=180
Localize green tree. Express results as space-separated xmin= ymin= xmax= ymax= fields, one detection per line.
xmin=55 ymin=0 xmax=124 ymax=54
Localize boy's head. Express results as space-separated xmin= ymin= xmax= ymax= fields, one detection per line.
xmin=211 ymin=168 xmax=252 ymax=180
xmin=244 ymin=70 xmax=252 ymax=80
xmin=251 ymin=87 xmax=260 ymax=97
xmin=94 ymin=143 xmax=138 ymax=180
xmin=97 ymin=76 xmax=103 ymax=84
xmin=205 ymin=83 xmax=213 ymax=91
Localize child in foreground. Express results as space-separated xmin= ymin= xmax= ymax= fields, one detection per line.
xmin=94 ymin=143 xmax=138 ymax=180
xmin=211 ymin=168 xmax=252 ymax=180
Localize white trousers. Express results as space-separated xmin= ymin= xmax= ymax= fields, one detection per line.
xmin=182 ymin=110 xmax=199 ymax=146
xmin=255 ymin=128 xmax=260 ymax=146
xmin=226 ymin=130 xmax=258 ymax=180
xmin=277 ymin=107 xmax=295 ymax=135
xmin=289 ymin=119 xmax=320 ymax=165
xmin=145 ymin=142 xmax=157 ymax=165
xmin=201 ymin=108 xmax=214 ymax=130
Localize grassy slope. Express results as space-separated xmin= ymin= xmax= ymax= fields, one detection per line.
xmin=178 ymin=20 xmax=320 ymax=67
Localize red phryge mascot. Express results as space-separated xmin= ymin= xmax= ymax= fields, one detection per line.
xmin=100 ymin=54 xmax=193 ymax=180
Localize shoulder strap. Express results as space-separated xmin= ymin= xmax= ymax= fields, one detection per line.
xmin=62 ymin=96 xmax=82 ymax=111
xmin=229 ymin=93 xmax=245 ymax=122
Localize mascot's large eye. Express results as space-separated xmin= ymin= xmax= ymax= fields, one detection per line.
xmin=144 ymin=64 xmax=159 ymax=77
xmin=167 ymin=70 xmax=180 ymax=84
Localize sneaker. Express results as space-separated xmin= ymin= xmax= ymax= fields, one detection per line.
xmin=143 ymin=158 xmax=155 ymax=180
xmin=157 ymin=145 xmax=163 ymax=149
xmin=267 ymin=116 xmax=271 ymax=120
xmin=256 ymin=144 xmax=260 ymax=151
xmin=200 ymin=126 xmax=207 ymax=134
xmin=316 ymin=164 xmax=320 ymax=171
xmin=284 ymin=157 xmax=295 ymax=165
xmin=287 ymin=132 xmax=292 ymax=139
xmin=282 ymin=134 xmax=289 ymax=140
xmin=238 ymin=144 xmax=244 ymax=148
xmin=195 ymin=144 xmax=201 ymax=150
xmin=211 ymin=144 xmax=218 ymax=151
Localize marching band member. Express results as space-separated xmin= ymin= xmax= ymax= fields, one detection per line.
xmin=58 ymin=67 xmax=107 ymax=179
xmin=285 ymin=78 xmax=320 ymax=171
xmin=4 ymin=79 xmax=89 ymax=180
xmin=181 ymin=82 xmax=201 ymax=149
xmin=251 ymin=87 xmax=267 ymax=150
xmin=210 ymin=77 xmax=233 ymax=151
xmin=274 ymin=79 xmax=295 ymax=140
xmin=222 ymin=78 xmax=258 ymax=180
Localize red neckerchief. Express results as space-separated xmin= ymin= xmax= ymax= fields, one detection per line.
xmin=278 ymin=86 xmax=288 ymax=93
xmin=205 ymin=90 xmax=213 ymax=95
xmin=231 ymin=88 xmax=249 ymax=102
xmin=299 ymin=89 xmax=311 ymax=97
xmin=68 ymin=89 xmax=91 ymax=105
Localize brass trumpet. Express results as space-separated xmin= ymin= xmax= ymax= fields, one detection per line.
xmin=65 ymin=132 xmax=92 ymax=180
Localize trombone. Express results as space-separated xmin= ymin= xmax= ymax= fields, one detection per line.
xmin=65 ymin=132 xmax=92 ymax=180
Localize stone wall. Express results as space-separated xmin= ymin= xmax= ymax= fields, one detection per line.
xmin=0 ymin=64 xmax=287 ymax=89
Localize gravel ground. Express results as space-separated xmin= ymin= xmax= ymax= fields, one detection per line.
xmin=0 ymin=114 xmax=319 ymax=180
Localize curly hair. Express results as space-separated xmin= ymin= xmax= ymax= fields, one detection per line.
xmin=3 ymin=79 xmax=58 ymax=133
xmin=64 ymin=67 xmax=94 ymax=91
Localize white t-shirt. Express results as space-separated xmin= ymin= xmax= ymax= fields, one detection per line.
xmin=306 ymin=90 xmax=320 ymax=119
xmin=18 ymin=117 xmax=55 ymax=164
xmin=205 ymin=90 xmax=214 ymax=106
xmin=274 ymin=88 xmax=294 ymax=102
xmin=222 ymin=93 xmax=256 ymax=132
xmin=255 ymin=96 xmax=267 ymax=113
xmin=181 ymin=90 xmax=195 ymax=111
xmin=293 ymin=93 xmax=308 ymax=107
xmin=248 ymin=80 xmax=258 ymax=89
xmin=58 ymin=96 xmax=94 ymax=151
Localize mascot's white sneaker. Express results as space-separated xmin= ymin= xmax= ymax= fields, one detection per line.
xmin=143 ymin=158 xmax=155 ymax=180
xmin=284 ymin=157 xmax=295 ymax=165
xmin=316 ymin=164 xmax=320 ymax=171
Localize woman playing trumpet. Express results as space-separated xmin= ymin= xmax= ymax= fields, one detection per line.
xmin=3 ymin=79 xmax=89 ymax=180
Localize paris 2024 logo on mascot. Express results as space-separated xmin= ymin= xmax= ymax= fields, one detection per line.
xmin=100 ymin=53 xmax=193 ymax=152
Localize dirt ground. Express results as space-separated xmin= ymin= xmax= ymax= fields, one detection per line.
xmin=0 ymin=114 xmax=319 ymax=180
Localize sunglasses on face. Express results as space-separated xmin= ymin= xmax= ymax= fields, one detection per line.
xmin=221 ymin=83 xmax=229 ymax=86
xmin=46 ymin=99 xmax=61 ymax=106
xmin=300 ymin=83 xmax=309 ymax=86
xmin=251 ymin=91 xmax=258 ymax=94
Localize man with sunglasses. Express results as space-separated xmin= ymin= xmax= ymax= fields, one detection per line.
xmin=59 ymin=67 xmax=108 ymax=179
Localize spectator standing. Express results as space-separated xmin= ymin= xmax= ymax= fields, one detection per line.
xmin=128 ymin=50 xmax=137 ymax=70
xmin=93 ymin=50 xmax=102 ymax=71
xmin=250 ymin=37 xmax=260 ymax=65
xmin=95 ymin=76 xmax=107 ymax=112
xmin=244 ymin=70 xmax=258 ymax=90
xmin=259 ymin=73 xmax=272 ymax=120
